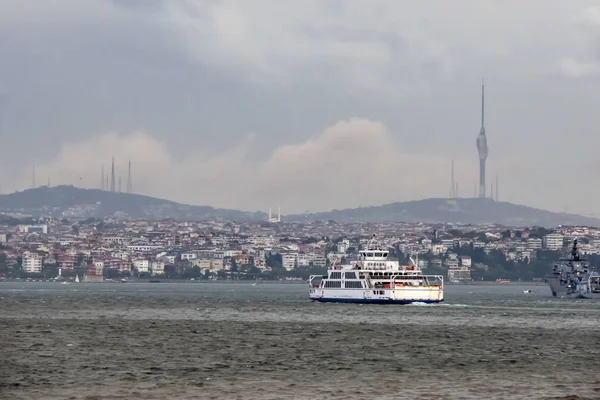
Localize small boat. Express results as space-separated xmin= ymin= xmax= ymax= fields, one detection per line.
xmin=523 ymin=290 xmax=532 ymax=294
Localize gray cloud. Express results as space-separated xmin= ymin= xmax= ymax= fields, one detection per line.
xmin=1 ymin=0 xmax=600 ymax=215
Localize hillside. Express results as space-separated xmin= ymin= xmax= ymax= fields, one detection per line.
xmin=285 ymin=198 xmax=600 ymax=228
xmin=0 ymin=187 xmax=597 ymax=227
xmin=0 ymin=186 xmax=263 ymax=221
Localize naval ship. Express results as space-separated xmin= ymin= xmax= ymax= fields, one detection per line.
xmin=545 ymin=238 xmax=600 ymax=299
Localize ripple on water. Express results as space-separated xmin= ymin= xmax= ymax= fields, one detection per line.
xmin=1 ymin=282 xmax=600 ymax=399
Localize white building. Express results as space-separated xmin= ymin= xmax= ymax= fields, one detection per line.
xmin=18 ymin=224 xmax=48 ymax=234
xmin=543 ymin=234 xmax=564 ymax=251
xmin=181 ymin=252 xmax=197 ymax=261
xmin=127 ymin=244 xmax=163 ymax=252
xmin=460 ymin=256 xmax=472 ymax=268
xmin=310 ymin=254 xmax=327 ymax=267
xmin=431 ymin=244 xmax=446 ymax=255
xmin=197 ymin=258 xmax=212 ymax=271
xmin=448 ymin=268 xmax=471 ymax=283
xmin=212 ymin=258 xmax=224 ymax=271
xmin=297 ymin=253 xmax=311 ymax=267
xmin=282 ymin=253 xmax=298 ymax=271
xmin=444 ymin=253 xmax=459 ymax=269
xmin=150 ymin=261 xmax=165 ymax=275
xmin=527 ymin=238 xmax=543 ymax=250
xmin=337 ymin=239 xmax=350 ymax=254
xmin=22 ymin=251 xmax=43 ymax=273
xmin=133 ymin=259 xmax=150 ymax=273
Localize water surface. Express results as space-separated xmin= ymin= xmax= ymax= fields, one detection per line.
xmin=1 ymin=282 xmax=599 ymax=399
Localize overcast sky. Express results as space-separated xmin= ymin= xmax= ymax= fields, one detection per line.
xmin=1 ymin=0 xmax=600 ymax=215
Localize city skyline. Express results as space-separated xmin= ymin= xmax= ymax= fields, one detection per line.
xmin=1 ymin=1 xmax=600 ymax=215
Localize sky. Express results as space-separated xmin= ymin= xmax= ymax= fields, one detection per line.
xmin=1 ymin=0 xmax=600 ymax=215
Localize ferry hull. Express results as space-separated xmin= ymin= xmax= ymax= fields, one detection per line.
xmin=309 ymin=287 xmax=444 ymax=304
xmin=311 ymin=297 xmax=443 ymax=304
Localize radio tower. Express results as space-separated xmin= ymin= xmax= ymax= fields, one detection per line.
xmin=31 ymin=163 xmax=36 ymax=189
xmin=449 ymin=159 xmax=456 ymax=199
xmin=496 ymin=174 xmax=499 ymax=201
xmin=110 ymin=156 xmax=115 ymax=192
xmin=126 ymin=159 xmax=132 ymax=193
xmin=476 ymin=81 xmax=489 ymax=198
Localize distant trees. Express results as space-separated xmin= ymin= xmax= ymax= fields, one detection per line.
xmin=0 ymin=253 xmax=8 ymax=275
xmin=408 ymin=245 xmax=583 ymax=281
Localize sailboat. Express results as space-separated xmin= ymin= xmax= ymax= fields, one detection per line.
xmin=75 ymin=274 xmax=80 ymax=283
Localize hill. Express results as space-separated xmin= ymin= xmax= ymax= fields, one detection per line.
xmin=0 ymin=186 xmax=263 ymax=221
xmin=285 ymin=198 xmax=600 ymax=228
xmin=0 ymin=187 xmax=597 ymax=227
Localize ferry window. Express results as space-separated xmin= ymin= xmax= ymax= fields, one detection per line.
xmin=345 ymin=281 xmax=363 ymax=289
xmin=367 ymin=253 xmax=373 ymax=257
xmin=345 ymin=272 xmax=357 ymax=279
xmin=330 ymin=272 xmax=342 ymax=279
xmin=325 ymin=280 xmax=342 ymax=288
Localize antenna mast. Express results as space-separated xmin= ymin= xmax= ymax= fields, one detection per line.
xmin=110 ymin=156 xmax=115 ymax=192
xmin=126 ymin=159 xmax=132 ymax=193
xmin=496 ymin=174 xmax=499 ymax=201
xmin=449 ymin=159 xmax=456 ymax=199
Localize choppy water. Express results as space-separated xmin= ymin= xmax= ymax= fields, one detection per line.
xmin=1 ymin=282 xmax=600 ymax=400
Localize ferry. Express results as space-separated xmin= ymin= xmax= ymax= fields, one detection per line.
xmin=309 ymin=236 xmax=444 ymax=304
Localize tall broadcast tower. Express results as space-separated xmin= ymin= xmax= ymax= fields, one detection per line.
xmin=110 ymin=157 xmax=115 ymax=192
xmin=476 ymin=82 xmax=488 ymax=198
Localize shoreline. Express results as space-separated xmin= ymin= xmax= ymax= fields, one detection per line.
xmin=0 ymin=279 xmax=546 ymax=286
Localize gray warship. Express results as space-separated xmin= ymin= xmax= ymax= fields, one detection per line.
xmin=545 ymin=238 xmax=600 ymax=299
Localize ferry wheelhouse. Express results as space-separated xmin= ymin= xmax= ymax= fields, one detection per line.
xmin=309 ymin=240 xmax=444 ymax=304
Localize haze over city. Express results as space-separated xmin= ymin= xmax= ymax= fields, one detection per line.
xmin=1 ymin=0 xmax=600 ymax=214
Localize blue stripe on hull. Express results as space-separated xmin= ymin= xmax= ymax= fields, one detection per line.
xmin=311 ymin=297 xmax=444 ymax=304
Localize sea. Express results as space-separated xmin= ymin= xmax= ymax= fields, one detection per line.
xmin=1 ymin=282 xmax=600 ymax=400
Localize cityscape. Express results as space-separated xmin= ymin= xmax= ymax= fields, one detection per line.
xmin=4 ymin=3 xmax=600 ymax=399
xmin=1 ymin=215 xmax=597 ymax=284
xmin=0 ymin=81 xmax=595 ymax=285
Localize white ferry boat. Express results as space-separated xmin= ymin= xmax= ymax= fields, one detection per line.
xmin=309 ymin=237 xmax=444 ymax=304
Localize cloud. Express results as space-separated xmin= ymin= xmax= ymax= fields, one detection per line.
xmin=156 ymin=0 xmax=594 ymax=91
xmin=558 ymin=58 xmax=600 ymax=77
xmin=553 ymin=6 xmax=600 ymax=78
xmin=155 ymin=1 xmax=465 ymax=93
xmin=2 ymin=0 xmax=600 ymax=217
xmin=16 ymin=118 xmax=497 ymax=213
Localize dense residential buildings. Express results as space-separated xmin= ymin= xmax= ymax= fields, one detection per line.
xmin=21 ymin=251 xmax=42 ymax=274
xmin=1 ymin=215 xmax=599 ymax=283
